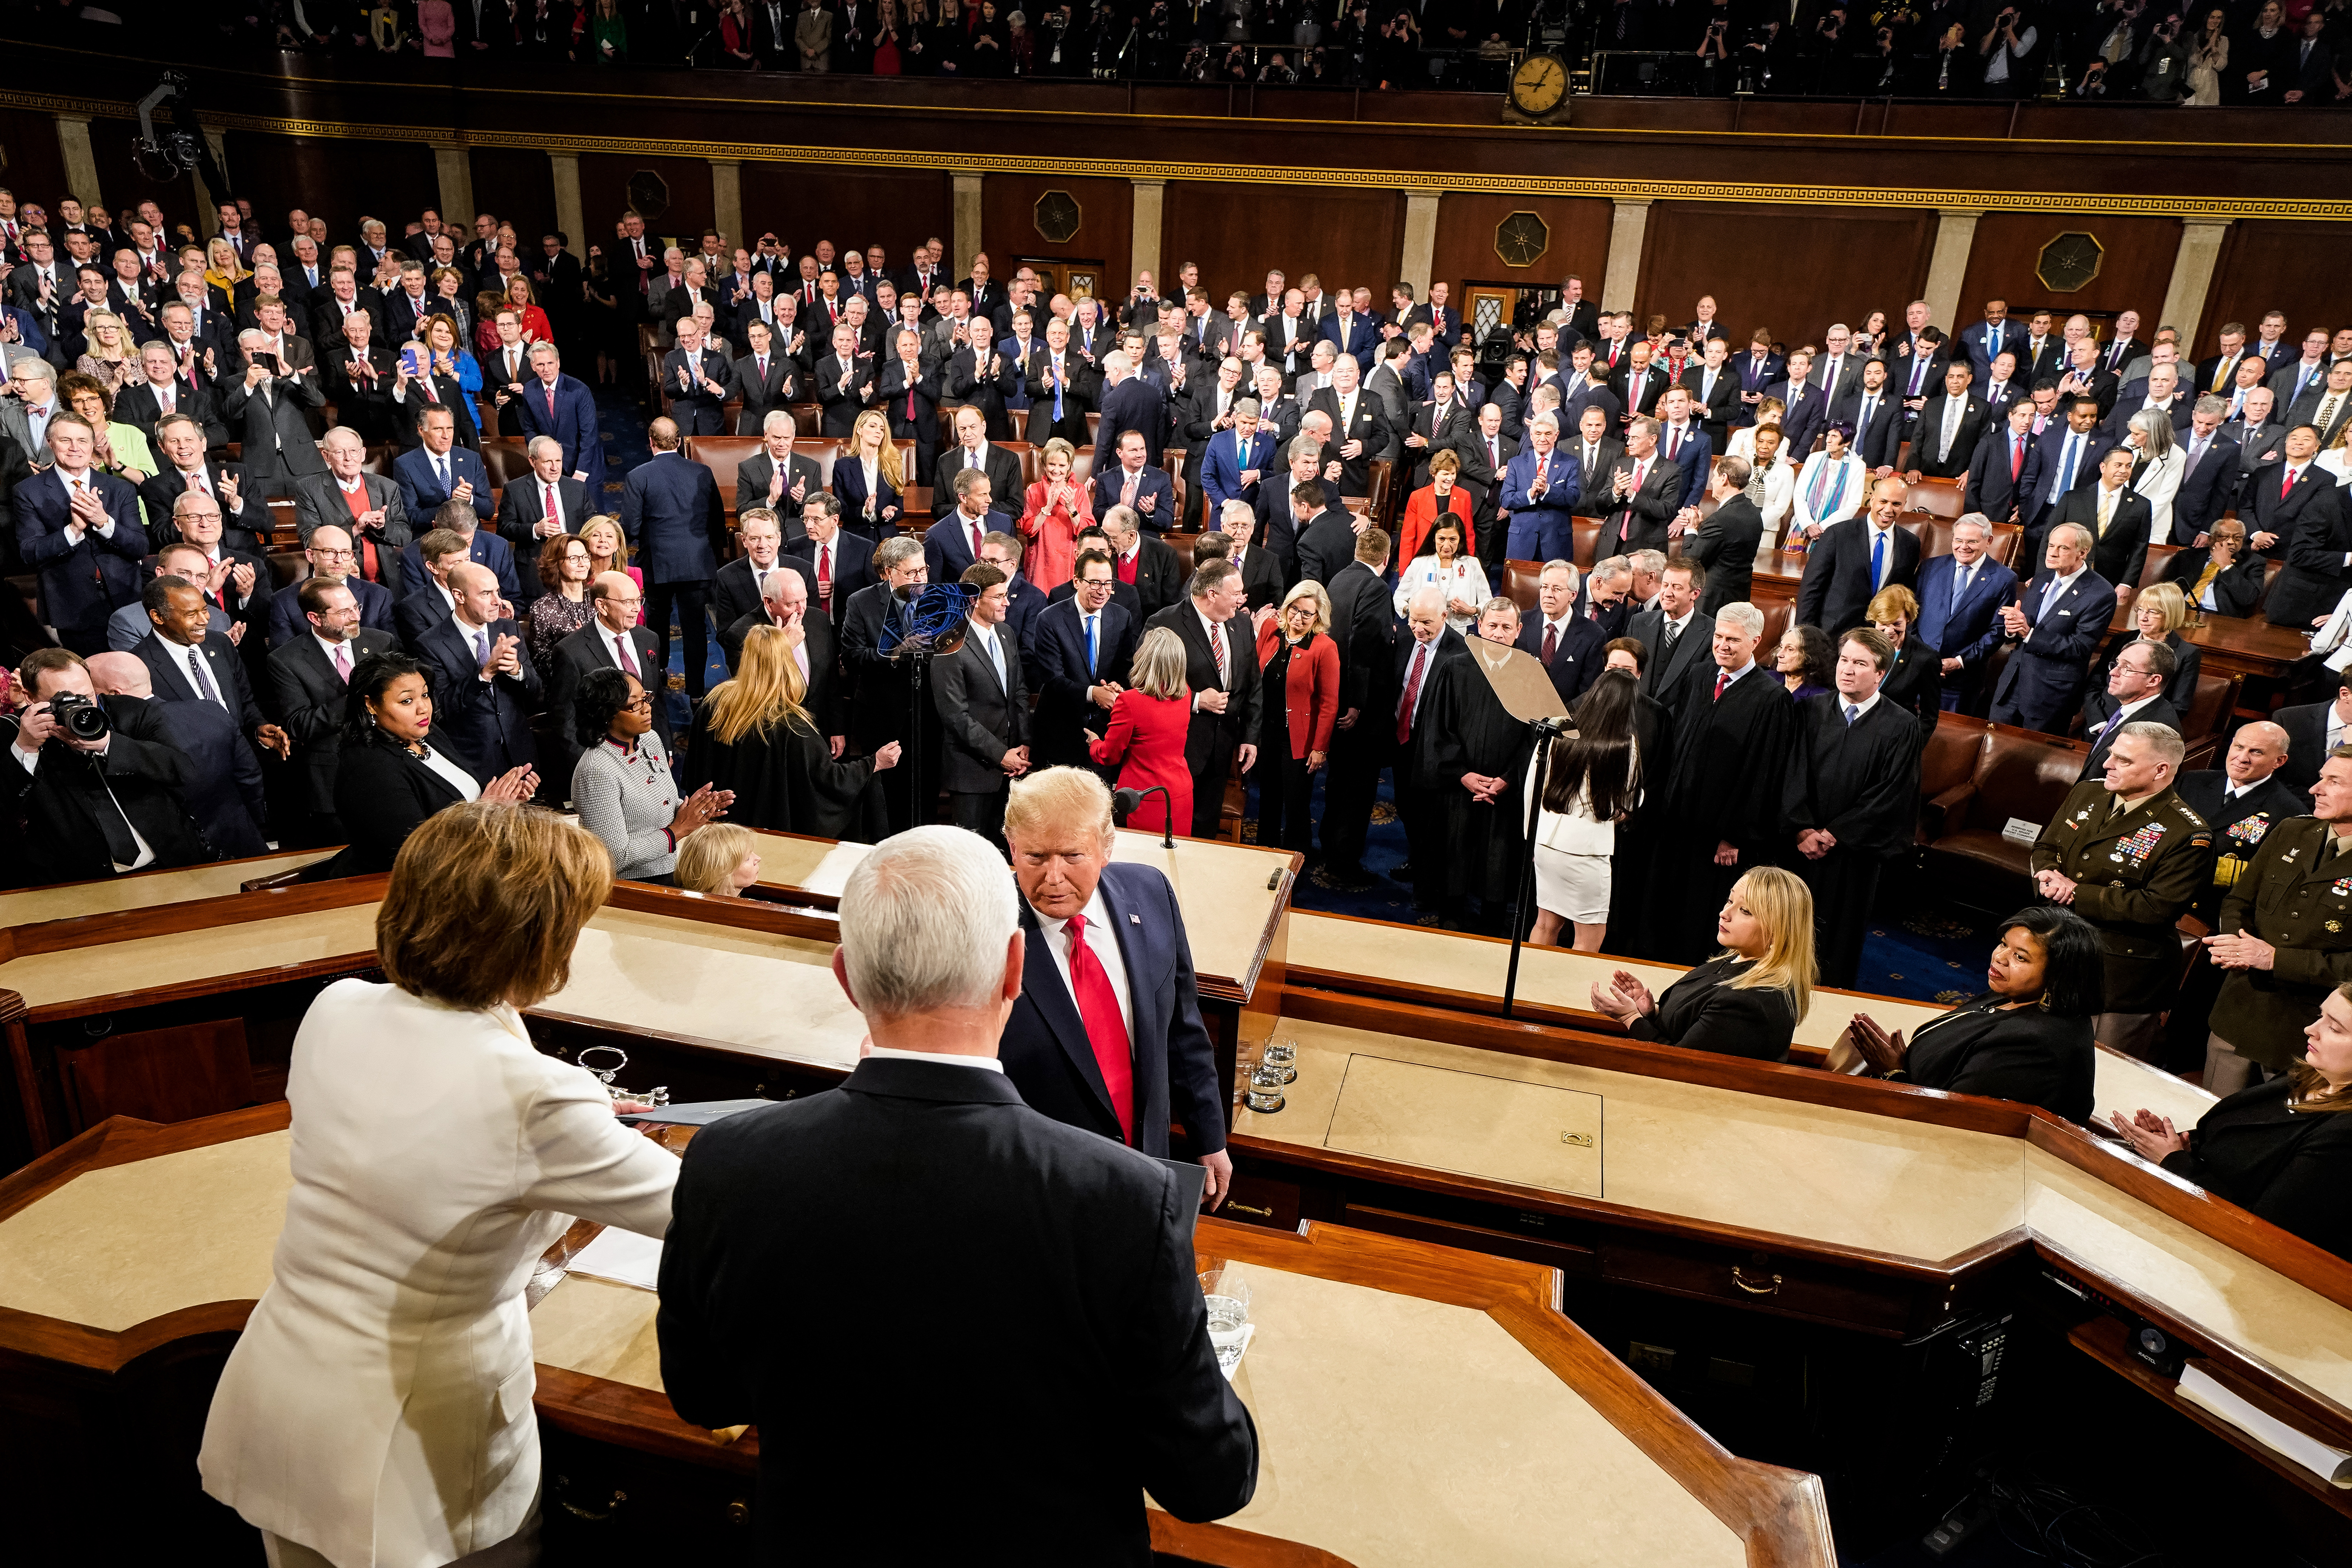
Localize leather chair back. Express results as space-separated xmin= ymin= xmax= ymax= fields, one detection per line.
xmin=1904 ymin=477 xmax=1965 ymax=520
xmin=1503 ymin=560 xmax=1543 ymax=616
xmin=477 ymin=438 xmax=531 ymax=491
xmin=1571 ymin=516 xmax=1602 ymax=568
xmin=685 ymin=436 xmax=761 ymax=524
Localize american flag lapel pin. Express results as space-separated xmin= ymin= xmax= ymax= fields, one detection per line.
xmin=1130 ymin=914 xmax=1142 ymax=925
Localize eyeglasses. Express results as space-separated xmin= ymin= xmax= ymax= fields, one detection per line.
xmin=619 ymin=694 xmax=655 ymax=712
xmin=311 ymin=547 xmax=354 ymax=562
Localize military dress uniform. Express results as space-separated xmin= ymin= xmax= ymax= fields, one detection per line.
xmin=2028 ymin=779 xmax=2215 ymax=1059
xmin=2202 ymin=817 xmax=2352 ymax=1092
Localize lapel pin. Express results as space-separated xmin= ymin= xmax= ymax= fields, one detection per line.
xmin=1130 ymin=914 xmax=1141 ymax=925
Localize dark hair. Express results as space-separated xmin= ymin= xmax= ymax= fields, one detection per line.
xmin=344 ymin=651 xmax=425 ymax=742
xmin=1549 ymin=670 xmax=1642 ymax=822
xmin=1781 ymin=622 xmax=1835 ymax=686
xmin=1603 ymin=635 xmax=1645 ymax=672
xmin=1998 ymin=907 xmax=2104 ymax=1017
xmin=572 ymin=665 xmax=639 ymax=747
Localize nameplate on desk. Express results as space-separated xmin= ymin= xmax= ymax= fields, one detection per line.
xmin=2002 ymin=817 xmax=2042 ymax=846
xmin=1320 ymin=1054 xmax=1603 ymax=1199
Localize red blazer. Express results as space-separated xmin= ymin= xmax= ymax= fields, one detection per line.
xmin=1397 ymin=483 xmax=1478 ymax=566
xmin=1088 ymin=689 xmax=1193 ymax=836
xmin=1253 ymin=624 xmax=1341 ymax=760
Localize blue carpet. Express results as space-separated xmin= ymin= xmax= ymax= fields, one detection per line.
xmin=588 ymin=387 xmax=730 ymax=705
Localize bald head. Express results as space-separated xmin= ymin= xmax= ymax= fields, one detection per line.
xmin=84 ymin=651 xmax=151 ymax=698
xmin=2225 ymin=721 xmax=2289 ymax=788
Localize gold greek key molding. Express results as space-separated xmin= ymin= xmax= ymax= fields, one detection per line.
xmin=12 ymin=87 xmax=2350 ymax=221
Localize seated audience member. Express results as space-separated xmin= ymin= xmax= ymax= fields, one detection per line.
xmin=200 ymin=805 xmax=680 ymax=1568
xmin=569 ymin=667 xmax=732 ymax=885
xmin=2110 ymin=980 xmax=2352 ymax=1263
xmin=270 ymin=576 xmax=399 ymax=848
xmin=1589 ymin=867 xmax=1813 ymax=1063
xmin=683 ymin=623 xmax=898 ymax=840
xmin=655 ymin=825 xmax=1258 ymax=1560
xmin=1848 ymin=906 xmax=2101 ymax=1125
xmin=2160 ymin=517 xmax=2266 ymax=619
xmin=326 ymin=652 xmax=537 ymax=875
xmin=1 ymin=646 xmax=210 ymax=884
xmin=675 ymin=822 xmax=763 ymax=898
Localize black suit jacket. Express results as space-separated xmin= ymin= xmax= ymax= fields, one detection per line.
xmin=1794 ymin=520 xmax=1921 ymax=637
xmin=1629 ymin=606 xmax=1715 ymax=702
xmin=931 ymin=626 xmax=1030 ymax=792
xmin=654 ymin=1054 xmax=1256 ymax=1565
xmin=132 ymin=628 xmax=265 ymax=736
xmin=413 ymin=614 xmax=541 ymax=781
xmin=546 ymin=622 xmax=675 ymax=774
xmin=1677 ymin=365 xmax=1740 ymax=444
xmin=269 ymin=627 xmax=398 ymax=814
xmin=1687 ymin=495 xmax=1761 ymax=614
xmin=2171 ymin=433 xmax=2243 ymax=544
xmin=2052 ymin=484 xmax=2155 ymax=594
xmin=1145 ymin=604 xmax=1262 ymax=771
xmin=1910 ymin=394 xmax=1989 ymax=478
xmin=0 ymin=695 xmax=211 ymax=883
xmin=493 ymin=474 xmax=592 ymax=551
xmin=735 ymin=451 xmax=828 ymax=538
xmin=2076 ymin=693 xmax=2185 ymax=780
xmin=327 ymin=731 xmax=478 ymax=875
xmin=782 ymin=531 xmax=879 ymax=611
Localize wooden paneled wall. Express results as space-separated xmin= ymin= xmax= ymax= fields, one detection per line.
xmin=735 ymin=164 xmax=949 ymax=266
xmin=1953 ymin=212 xmax=2183 ymax=334
xmin=224 ymin=131 xmax=442 ymax=251
xmin=1633 ymin=203 xmax=1936 ymax=348
xmin=0 ymin=108 xmax=71 ymax=208
xmin=577 ymin=153 xmax=714 ymax=249
xmin=468 ymin=149 xmax=554 ymax=246
xmin=1430 ymin=193 xmax=1612 ymax=299
xmin=2197 ymin=221 xmax=2352 ymax=360
xmin=1160 ymin=183 xmax=1404 ymax=305
xmin=979 ymin=173 xmax=1133 ymax=301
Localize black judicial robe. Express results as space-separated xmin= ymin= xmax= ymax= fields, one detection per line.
xmin=1654 ymin=663 xmax=1794 ymax=962
xmin=1783 ymin=694 xmax=1921 ymax=988
xmin=1420 ymin=648 xmax=1537 ymax=908
xmin=680 ymin=708 xmax=890 ymax=842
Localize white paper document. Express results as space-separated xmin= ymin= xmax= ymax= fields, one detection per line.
xmin=563 ymin=1226 xmax=664 ymax=1293
xmin=2176 ymin=1362 xmax=2352 ymax=1486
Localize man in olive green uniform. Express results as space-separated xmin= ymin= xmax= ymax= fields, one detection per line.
xmin=2029 ymin=722 xmax=2214 ymax=1060
xmin=2201 ymin=745 xmax=2352 ymax=1094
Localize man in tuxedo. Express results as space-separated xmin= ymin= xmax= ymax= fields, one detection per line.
xmin=1908 ymin=361 xmax=1988 ymax=481
xmin=2020 ymin=396 xmax=2118 ymax=547
xmin=1145 ymin=560 xmax=1262 ymax=839
xmin=267 ymin=577 xmax=397 ymax=845
xmin=1594 ymin=416 xmax=1678 ymax=563
xmin=1683 ymin=462 xmax=1760 ymax=616
xmin=549 ymin=572 xmax=676 ymax=775
xmin=1 ymin=649 xmax=210 ymax=883
xmin=411 ymin=562 xmax=539 ymax=783
xmin=17 ymin=413 xmax=146 ymax=654
xmin=494 ymin=436 xmax=592 ymax=554
xmin=1764 ymin=348 xmax=1828 ymax=460
xmin=781 ymin=497 xmax=875 ymax=621
xmin=394 ymin=406 xmax=495 ymax=526
xmin=620 ymin=417 xmax=728 ymax=697
xmin=1989 ymin=524 xmax=2118 ymax=735
xmin=655 ymin=825 xmax=1258 ymax=1558
xmin=1796 ymin=478 xmax=1922 ymax=637
xmin=1027 ymin=552 xmax=1134 ymax=769
xmin=2077 ymin=641 xmax=2184 ymax=782
xmin=515 ymin=341 xmax=605 ymax=498
xmin=1913 ymin=516 xmax=2019 ymax=712
xmin=2170 ymin=397 xmax=2242 ymax=545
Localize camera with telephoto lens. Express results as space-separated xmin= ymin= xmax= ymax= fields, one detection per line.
xmin=46 ymin=691 xmax=110 ymax=743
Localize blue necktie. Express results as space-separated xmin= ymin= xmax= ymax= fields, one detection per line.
xmin=1052 ymin=360 xmax=1064 ymax=420
xmin=1950 ymin=562 xmax=1971 ymax=616
xmin=2053 ymin=437 xmax=2079 ymax=501
xmin=1085 ymin=613 xmax=1097 ymax=676
xmin=1870 ymin=528 xmax=1885 ymax=590
xmin=1844 ymin=703 xmax=1859 ymax=727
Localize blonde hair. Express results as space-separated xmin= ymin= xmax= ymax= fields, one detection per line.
xmin=83 ymin=310 xmax=130 ymax=359
xmin=702 ymin=624 xmax=814 ymax=746
xmin=675 ymin=823 xmax=760 ymax=896
xmin=1003 ymin=765 xmax=1116 ymax=846
xmin=1279 ymin=578 xmax=1331 ymax=636
xmin=1129 ymin=625 xmax=1190 ymax=700
xmin=377 ymin=803 xmax=612 ymax=1010
xmin=1042 ymin=435 xmax=1077 ymax=472
xmin=1718 ymin=867 xmax=1815 ymax=1022
xmin=578 ymin=515 xmax=631 ymax=567
xmin=852 ymin=409 xmax=905 ymax=488
xmin=1865 ymin=584 xmax=1919 ymax=625
xmin=2135 ymin=580 xmax=2191 ymax=634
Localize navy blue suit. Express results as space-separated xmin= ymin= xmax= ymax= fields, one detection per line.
xmin=2170 ymin=432 xmax=2243 ymax=545
xmin=831 ymin=454 xmax=902 ymax=533
xmin=15 ymin=467 xmax=147 ymax=653
xmin=924 ymin=508 xmax=1016 ymax=584
xmin=1026 ymin=597 xmax=1137 ymax=766
xmin=1989 ymin=569 xmax=2119 ymax=736
xmin=392 ymin=442 xmax=496 ymax=525
xmin=265 ymin=575 xmax=396 ymax=650
xmin=1498 ymin=448 xmax=1581 ymax=561
xmin=412 ymin=612 xmax=542 ymax=782
xmin=1516 ymin=613 xmax=1606 ymax=705
xmin=1200 ymin=428 xmax=1278 ymax=513
xmin=999 ymin=861 xmax=1226 ymax=1159
xmin=1964 ymin=423 xmax=2044 ymax=526
xmin=2019 ymin=426 xmax=2118 ymax=543
xmin=1912 ymin=553 xmax=2019 ymax=706
xmin=1090 ymin=465 xmax=1176 ymax=532
xmin=1317 ymin=313 xmax=1377 ymax=373
xmin=1763 ymin=380 xmax=1828 ymax=463
xmin=620 ymin=450 xmax=730 ymax=695
xmin=1095 ymin=375 xmax=1167 ymax=469
xmin=513 ymin=372 xmax=607 ymax=500
xmin=1958 ymin=320 xmax=2021 ymax=384
xmin=1653 ymin=420 xmax=1713 ymax=508
xmin=397 ymin=528 xmax=522 ymax=603
xmin=1733 ymin=349 xmax=1785 ymax=428
xmin=148 ymin=694 xmax=267 ymax=859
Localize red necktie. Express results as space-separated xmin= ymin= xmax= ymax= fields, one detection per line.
xmin=1396 ymin=643 xmax=1427 ymax=743
xmin=1117 ymin=551 xmax=1137 ymax=585
xmin=2284 ymin=467 xmax=2298 ymax=499
xmin=1212 ymin=623 xmax=1228 ymax=684
xmin=969 ymin=518 xmax=984 ymax=558
xmin=1713 ymin=669 xmax=1729 ymax=701
xmin=817 ymin=543 xmax=832 ymax=602
xmin=1063 ymin=914 xmax=1134 ymax=1144
xmin=1541 ymin=623 xmax=1557 ymax=666
xmin=1666 ymin=428 xmax=1680 ymax=460
xmin=545 ymin=383 xmax=557 ymax=419
xmin=544 ymin=483 xmax=558 ymax=524
xmin=2011 ymin=435 xmax=2024 ymax=480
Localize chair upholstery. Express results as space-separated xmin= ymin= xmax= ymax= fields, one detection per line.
xmin=477 ymin=438 xmax=531 ymax=491
xmin=1503 ymin=560 xmax=1542 ymax=616
xmin=1915 ymin=719 xmax=1989 ymax=845
xmin=1918 ymin=717 xmax=2095 ymax=912
xmin=1571 ymin=516 xmax=1602 ymax=568
xmin=1903 ymin=477 xmax=1965 ymax=521
xmin=684 ymin=436 xmax=760 ymax=524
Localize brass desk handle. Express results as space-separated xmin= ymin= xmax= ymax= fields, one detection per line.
xmin=553 ymin=1478 xmax=627 ymax=1522
xmin=1731 ymin=1265 xmax=1782 ymax=1297
xmin=1225 ymin=1201 xmax=1273 ymax=1220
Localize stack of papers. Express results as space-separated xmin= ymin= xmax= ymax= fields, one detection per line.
xmin=562 ymin=1227 xmax=664 ymax=1293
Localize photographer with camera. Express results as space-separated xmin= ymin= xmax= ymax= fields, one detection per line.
xmin=1977 ymin=1 xmax=2039 ymax=95
xmin=3 ymin=646 xmax=210 ymax=886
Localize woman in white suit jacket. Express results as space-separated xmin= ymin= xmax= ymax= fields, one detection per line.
xmin=201 ymin=804 xmax=679 ymax=1568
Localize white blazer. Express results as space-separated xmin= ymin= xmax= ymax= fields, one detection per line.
xmin=2130 ymin=446 xmax=2184 ymax=543
xmin=1392 ymin=554 xmax=1492 ymax=632
xmin=200 ymin=980 xmax=678 ymax=1568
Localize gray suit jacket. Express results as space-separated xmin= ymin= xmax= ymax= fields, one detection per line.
xmin=294 ymin=470 xmax=412 ymax=547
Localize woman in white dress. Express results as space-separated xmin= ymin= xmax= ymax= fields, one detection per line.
xmin=1744 ymin=422 xmax=1798 ymax=543
xmin=1528 ymin=668 xmax=1642 ymax=951
xmin=2316 ymin=417 xmax=2352 ymax=486
xmin=1392 ymin=514 xmax=1491 ymax=633
xmin=1724 ymin=397 xmax=1785 ymax=463
xmin=2124 ymin=406 xmax=2184 ymax=544
xmin=201 ymin=804 xmax=679 ymax=1568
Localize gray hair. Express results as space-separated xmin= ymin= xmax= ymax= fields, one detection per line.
xmin=1287 ymin=436 xmax=1321 ymax=465
xmin=2115 ymin=720 xmax=2186 ymax=769
xmin=1953 ymin=513 xmax=1992 ymax=539
xmin=838 ymin=826 xmax=1020 ymax=1017
xmin=2129 ymin=407 xmax=2177 ymax=458
xmin=762 ymin=408 xmax=795 ymax=436
xmin=1591 ymin=555 xmax=1633 ymax=586
xmin=1100 ymin=506 xmax=1140 ymax=540
xmin=759 ymin=564 xmax=807 ymax=607
xmin=2192 ymin=393 xmax=2228 ymax=418
xmin=2053 ymin=522 xmax=2094 ymax=553
xmin=1628 ymin=548 xmax=1667 ymax=576
xmin=1232 ymin=396 xmax=1261 ymax=419
xmin=1102 ymin=349 xmax=1132 ymax=378
xmin=526 ymin=435 xmax=562 ymax=460
xmin=1716 ymin=600 xmax=1765 ymax=639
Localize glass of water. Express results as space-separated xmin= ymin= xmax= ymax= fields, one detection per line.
xmin=1199 ymin=1269 xmax=1251 ymax=1375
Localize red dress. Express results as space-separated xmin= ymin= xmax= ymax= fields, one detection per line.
xmin=1088 ymin=691 xmax=1193 ymax=837
xmin=1017 ymin=476 xmax=1093 ymax=591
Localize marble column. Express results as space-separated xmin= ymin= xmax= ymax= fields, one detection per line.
xmin=1922 ymin=208 xmax=1983 ymax=334
xmin=54 ymin=115 xmax=102 ymax=209
xmin=1601 ymin=199 xmax=1652 ymax=313
xmin=1130 ymin=178 xmax=1165 ymax=289
xmin=952 ymin=173 xmax=985 ymax=280
xmin=709 ymin=158 xmax=743 ymax=250
xmin=1400 ymin=193 xmax=1441 ymax=301
xmin=433 ymin=145 xmax=475 ymax=231
xmin=2158 ymin=219 xmax=2234 ymax=351
xmin=550 ymin=152 xmax=585 ymax=254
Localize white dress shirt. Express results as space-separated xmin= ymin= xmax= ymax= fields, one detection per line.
xmin=1033 ymin=886 xmax=1135 ymax=1040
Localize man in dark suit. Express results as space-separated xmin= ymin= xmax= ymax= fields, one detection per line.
xmin=514 ymin=341 xmax=606 ymax=499
xmin=732 ymin=320 xmax=803 ymax=437
xmin=1317 ymin=527 xmax=1394 ymax=886
xmin=117 ymin=340 xmax=227 ymax=448
xmin=1686 ymin=463 xmax=1762 ymax=615
xmin=1678 ymin=337 xmax=1739 ymax=449
xmin=1764 ymin=351 xmax=1829 ymax=460
xmin=140 ymin=413 xmax=274 ymax=551
xmin=1609 ymin=346 xmax=1670 ymax=428
xmin=493 ymin=437 xmax=593 ymax=554
xmin=1913 ymin=516 xmax=2018 ymax=711
xmin=2222 ymin=387 xmax=2290 ymax=514
xmin=1795 ymin=477 xmax=1922 ymax=636
xmin=1026 ymin=552 xmax=1135 ymax=770
xmin=2048 ymin=446 xmax=2155 ymax=595
xmin=1649 ymin=387 xmax=1713 ymax=508
xmin=1146 ymin=560 xmax=1261 ymax=839
xmin=1833 ymin=359 xmax=1903 ymax=475
xmin=84 ymin=647 xmax=267 ymax=860
xmin=1023 ymin=318 xmax=1095 ymax=446
xmin=15 ymin=415 xmax=148 ymax=654
xmin=2170 ymin=399 xmax=2242 ymax=545
xmin=2077 ymin=641 xmax=2184 ymax=781
xmin=718 ymin=566 xmax=845 ymax=759
xmin=1305 ymin=356 xmax=1391 ymax=501
xmin=140 ymin=490 xmax=276 ymax=652
xmin=931 ymin=406 xmax=1024 ymax=520
xmin=925 ymin=469 xmax=1016 ymax=586
xmin=1100 ymin=508 xmax=1184 ymax=620
xmin=1907 ymin=361 xmax=1988 ymax=481
xmin=1989 ymin=523 xmax=2119 ymax=735
xmin=815 ymin=320 xmax=875 ymax=437
xmin=218 ymin=329 xmax=326 ymax=489
xmin=411 ymin=561 xmax=539 ymax=783
xmin=2258 ymin=429 xmax=2352 ymax=628
xmin=712 ymin=509 xmax=788 ymax=643
xmin=128 ymin=574 xmax=288 ymax=768
xmin=2018 ymin=397 xmax=2117 ymax=547
xmin=780 ymin=499 xmax=876 ymax=622
xmin=619 ymin=417 xmax=729 ymax=697
xmin=265 ymin=525 xmax=397 ymax=651
xmin=1957 ymin=300 xmax=2018 ymax=386
xmin=2275 ymin=685 xmax=2352 ymax=800
xmin=1964 ymin=400 xmax=2043 ymax=526
xmin=659 ymin=316 xmax=735 ymax=438
xmin=1593 ymin=417 xmax=1678 ymax=563
xmin=1095 ymin=351 xmax=1166 ymax=471
xmin=1 ymin=649 xmax=211 ymax=883
xmin=1517 ymin=560 xmax=1607 ymax=705
xmin=266 ymin=577 xmax=396 ymax=846
xmin=1387 ymin=587 xmax=1468 ymax=909
xmin=839 ymin=536 xmax=936 ymax=833
xmin=318 ymin=309 xmax=400 ymax=447
xmin=929 ymin=564 xmax=1030 ymax=845
xmin=2285 ymin=359 xmax=2352 ymax=453
xmin=1090 ymin=430 xmax=1176 ymax=533
xmin=655 ymin=828 xmax=1256 ymax=1562
xmin=393 ymin=405 xmax=495 ymax=526
xmin=1629 ymin=556 xmax=1714 ymax=705
xmin=548 ymin=571 xmax=676 ymax=774
xmin=1733 ymin=332 xmax=1785 ymax=429
xmin=397 ymin=500 xmax=522 ymax=605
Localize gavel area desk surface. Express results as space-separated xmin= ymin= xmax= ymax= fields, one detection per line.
xmin=0 ymin=1105 xmax=1829 ymax=1567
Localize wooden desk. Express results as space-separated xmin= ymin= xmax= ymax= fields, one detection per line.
xmin=0 ymin=1103 xmax=1827 ymax=1565
xmin=0 ymin=852 xmax=321 ymax=929
xmin=2182 ymin=612 xmax=2310 ymax=687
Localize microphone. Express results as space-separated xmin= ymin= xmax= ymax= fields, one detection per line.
xmin=1112 ymin=785 xmax=1177 ymax=850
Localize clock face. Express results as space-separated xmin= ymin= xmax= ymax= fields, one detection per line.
xmin=1511 ymin=51 xmax=1568 ymax=115
xmin=1495 ymin=211 xmax=1550 ymax=270
xmin=1033 ymin=190 xmax=1082 ymax=247
xmin=2036 ymin=231 xmax=2104 ymax=294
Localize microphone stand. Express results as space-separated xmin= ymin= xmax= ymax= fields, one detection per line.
xmin=1113 ymin=785 xmax=1178 ymax=849
xmin=1501 ymin=716 xmax=1569 ymax=1021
